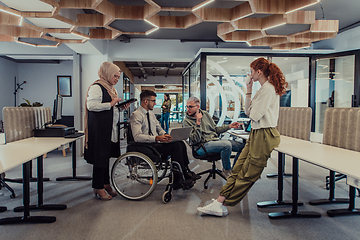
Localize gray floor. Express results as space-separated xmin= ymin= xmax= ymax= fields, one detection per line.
xmin=0 ymin=123 xmax=359 ymax=240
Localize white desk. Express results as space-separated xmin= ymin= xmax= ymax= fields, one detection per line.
xmin=0 ymin=135 xmax=86 ymax=224
xmin=229 ymin=132 xmax=360 ymax=218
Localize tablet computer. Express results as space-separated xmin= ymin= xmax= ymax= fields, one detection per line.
xmin=117 ymin=98 xmax=137 ymax=108
xmin=244 ymin=120 xmax=251 ymax=132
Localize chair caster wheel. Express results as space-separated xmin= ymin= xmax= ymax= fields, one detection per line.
xmin=162 ymin=191 xmax=172 ymax=203
xmin=204 ymin=185 xmax=208 ymax=189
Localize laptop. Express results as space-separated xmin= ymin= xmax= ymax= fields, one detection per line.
xmin=168 ymin=127 xmax=192 ymax=142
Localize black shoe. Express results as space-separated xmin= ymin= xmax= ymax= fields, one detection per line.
xmin=182 ymin=179 xmax=195 ymax=190
xmin=187 ymin=171 xmax=201 ymax=180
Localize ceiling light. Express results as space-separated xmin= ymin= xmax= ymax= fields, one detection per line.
xmin=291 ymin=46 xmax=306 ymax=51
xmin=286 ymin=0 xmax=320 ymax=14
xmin=232 ymin=13 xmax=252 ymax=22
xmin=216 ymin=60 xmax=227 ymax=64
xmin=16 ymin=41 xmax=36 ymax=47
xmin=311 ymin=30 xmax=337 ymax=33
xmin=19 ymin=17 xmax=23 ymax=26
xmin=284 ymin=58 xmax=288 ymax=60
xmin=0 ymin=8 xmax=21 ymax=17
xmin=223 ymin=57 xmax=227 ymax=60
xmin=5 ymin=55 xmax=72 ymax=60
xmin=36 ymin=44 xmax=59 ymax=48
xmin=144 ymin=19 xmax=158 ymax=28
xmin=192 ymin=0 xmax=215 ymax=11
xmin=146 ymin=27 xmax=159 ymax=35
xmin=246 ymin=41 xmax=251 ymax=46
xmin=71 ymin=32 xmax=90 ymax=39
xmin=263 ymin=22 xmax=286 ymax=31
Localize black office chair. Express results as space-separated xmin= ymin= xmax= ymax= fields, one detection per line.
xmin=191 ymin=142 xmax=226 ymax=189
xmin=0 ymin=173 xmax=16 ymax=198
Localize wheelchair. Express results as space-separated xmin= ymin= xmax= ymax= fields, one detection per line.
xmin=110 ymin=122 xmax=186 ymax=203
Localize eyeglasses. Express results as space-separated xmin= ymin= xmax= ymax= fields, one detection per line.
xmin=113 ymin=75 xmax=120 ymax=79
xmin=146 ymin=99 xmax=156 ymax=103
xmin=186 ymin=105 xmax=197 ymax=109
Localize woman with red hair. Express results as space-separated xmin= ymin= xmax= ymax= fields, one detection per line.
xmin=197 ymin=57 xmax=288 ymax=216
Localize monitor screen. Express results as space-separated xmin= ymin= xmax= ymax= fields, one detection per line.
xmin=53 ymin=95 xmax=63 ymax=123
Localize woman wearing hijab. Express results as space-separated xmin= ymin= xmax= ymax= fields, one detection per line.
xmin=84 ymin=61 xmax=129 ymax=200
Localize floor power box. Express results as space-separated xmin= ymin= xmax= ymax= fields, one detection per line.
xmin=34 ymin=126 xmax=76 ymax=137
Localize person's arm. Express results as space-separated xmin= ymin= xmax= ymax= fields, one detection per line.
xmin=87 ymin=85 xmax=121 ymax=111
xmin=87 ymin=85 xmax=111 ymax=111
xmin=249 ymin=87 xmax=277 ymax=122
xmin=130 ymin=112 xmax=156 ymax=143
xmin=183 ymin=117 xmax=202 ymax=144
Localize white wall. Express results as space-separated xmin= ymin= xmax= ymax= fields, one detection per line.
xmin=80 ymin=54 xmax=109 ymax=121
xmin=0 ymin=58 xmax=18 ymax=120
xmin=313 ymin=26 xmax=360 ymax=52
xmin=109 ymin=39 xmax=216 ymax=62
xmin=17 ymin=61 xmax=74 ymax=115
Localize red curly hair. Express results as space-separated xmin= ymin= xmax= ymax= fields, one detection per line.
xmin=250 ymin=57 xmax=288 ymax=96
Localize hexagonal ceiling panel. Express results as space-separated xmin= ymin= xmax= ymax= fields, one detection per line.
xmin=0 ymin=0 xmax=345 ymax=49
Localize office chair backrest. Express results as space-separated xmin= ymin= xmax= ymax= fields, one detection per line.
xmin=277 ymin=107 xmax=312 ymax=141
xmin=2 ymin=107 xmax=51 ymax=143
xmin=323 ymin=107 xmax=360 ymax=152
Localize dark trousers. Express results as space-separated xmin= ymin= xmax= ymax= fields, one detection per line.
xmin=92 ymin=141 xmax=120 ymax=189
xmin=151 ymin=141 xmax=190 ymax=173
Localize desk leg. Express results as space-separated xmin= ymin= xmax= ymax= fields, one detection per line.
xmin=4 ymin=160 xmax=50 ymax=183
xmin=0 ymin=161 xmax=56 ymax=224
xmin=309 ymin=170 xmax=349 ymax=205
xmin=14 ymin=156 xmax=67 ymax=212
xmin=268 ymin=157 xmax=321 ymax=219
xmin=327 ymin=186 xmax=360 ymax=217
xmin=267 ymin=153 xmax=292 ymax=178
xmin=258 ymin=152 xmax=302 ymax=208
xmin=56 ymin=141 xmax=91 ymax=181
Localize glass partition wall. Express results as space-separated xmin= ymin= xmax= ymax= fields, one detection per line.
xmin=272 ymin=57 xmax=309 ymax=107
xmin=206 ymin=56 xmax=264 ymax=125
xmin=183 ymin=51 xmax=358 ymax=133
xmin=184 ymin=55 xmax=310 ymax=126
xmin=314 ymin=55 xmax=355 ymax=133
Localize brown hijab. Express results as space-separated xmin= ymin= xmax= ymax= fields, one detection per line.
xmin=84 ymin=61 xmax=120 ymax=148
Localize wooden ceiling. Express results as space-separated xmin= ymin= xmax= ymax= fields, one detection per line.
xmin=0 ymin=0 xmax=339 ymax=49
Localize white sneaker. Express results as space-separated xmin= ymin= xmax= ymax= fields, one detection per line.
xmin=197 ymin=199 xmax=228 ymax=217
xmin=222 ymin=168 xmax=232 ymax=179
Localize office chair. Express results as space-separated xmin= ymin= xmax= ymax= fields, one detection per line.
xmin=0 ymin=173 xmax=15 ymax=198
xmin=191 ymin=142 xmax=225 ymax=189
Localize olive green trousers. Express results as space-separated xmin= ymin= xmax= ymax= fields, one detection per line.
xmin=220 ymin=127 xmax=280 ymax=206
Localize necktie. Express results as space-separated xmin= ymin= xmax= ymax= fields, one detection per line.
xmin=146 ymin=112 xmax=153 ymax=136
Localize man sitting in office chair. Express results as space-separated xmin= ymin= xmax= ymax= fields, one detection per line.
xmin=130 ymin=90 xmax=199 ymax=190
xmin=183 ymin=96 xmax=245 ymax=178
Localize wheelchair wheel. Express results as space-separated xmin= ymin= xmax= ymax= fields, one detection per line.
xmin=162 ymin=190 xmax=172 ymax=203
xmin=111 ymin=152 xmax=158 ymax=200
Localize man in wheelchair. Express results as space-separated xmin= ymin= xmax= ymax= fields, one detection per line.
xmin=129 ymin=90 xmax=199 ymax=190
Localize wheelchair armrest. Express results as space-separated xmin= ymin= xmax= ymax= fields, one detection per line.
xmin=127 ymin=141 xmax=162 ymax=158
